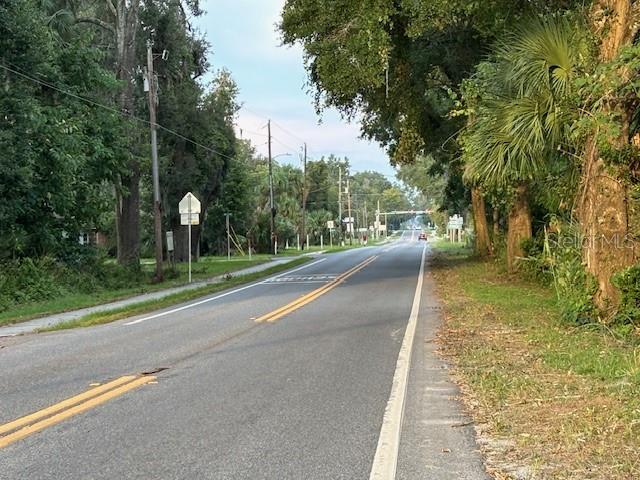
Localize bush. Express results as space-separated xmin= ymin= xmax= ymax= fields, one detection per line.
xmin=0 ymin=257 xmax=67 ymax=311
xmin=612 ymin=264 xmax=640 ymax=326
xmin=521 ymin=222 xmax=597 ymax=324
xmin=519 ymin=234 xmax=553 ymax=283
xmin=0 ymin=250 xmax=148 ymax=312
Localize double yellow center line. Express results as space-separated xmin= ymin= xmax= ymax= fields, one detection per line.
xmin=0 ymin=374 xmax=156 ymax=449
xmin=256 ymin=255 xmax=378 ymax=323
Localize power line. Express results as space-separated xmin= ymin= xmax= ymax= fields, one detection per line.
xmin=0 ymin=62 xmax=236 ymax=161
xmin=271 ymin=120 xmax=307 ymax=145
xmin=271 ymin=135 xmax=301 ymax=155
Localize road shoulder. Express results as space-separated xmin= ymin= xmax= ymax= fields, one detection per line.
xmin=396 ymin=252 xmax=490 ymax=480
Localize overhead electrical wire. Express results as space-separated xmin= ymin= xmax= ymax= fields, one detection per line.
xmin=0 ymin=62 xmax=237 ymax=161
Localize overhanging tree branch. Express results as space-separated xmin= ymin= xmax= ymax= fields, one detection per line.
xmin=75 ymin=17 xmax=115 ymax=34
xmin=106 ymin=0 xmax=117 ymax=19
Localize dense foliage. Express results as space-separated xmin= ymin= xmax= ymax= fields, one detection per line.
xmin=281 ymin=0 xmax=640 ymax=327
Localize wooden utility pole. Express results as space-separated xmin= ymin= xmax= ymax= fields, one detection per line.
xmin=225 ymin=213 xmax=231 ymax=261
xmin=268 ymin=120 xmax=275 ymax=255
xmin=338 ymin=167 xmax=343 ymax=245
xmin=376 ymin=199 xmax=380 ymax=240
xmin=347 ymin=177 xmax=353 ymax=245
xmin=147 ymin=40 xmax=163 ymax=281
xmin=301 ymin=143 xmax=307 ymax=250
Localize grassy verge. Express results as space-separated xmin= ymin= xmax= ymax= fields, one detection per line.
xmin=0 ymin=255 xmax=272 ymax=327
xmin=39 ymin=256 xmax=310 ymax=332
xmin=430 ymin=241 xmax=640 ymax=479
xmin=279 ymin=234 xmax=397 ymax=256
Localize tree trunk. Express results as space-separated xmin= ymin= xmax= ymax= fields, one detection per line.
xmin=114 ymin=0 xmax=141 ymax=266
xmin=172 ymin=221 xmax=201 ymax=263
xmin=471 ymin=186 xmax=492 ymax=257
xmin=578 ymin=0 xmax=637 ymax=311
xmin=493 ymin=205 xmax=500 ymax=239
xmin=506 ymin=184 xmax=532 ymax=273
xmin=116 ymin=168 xmax=141 ymax=264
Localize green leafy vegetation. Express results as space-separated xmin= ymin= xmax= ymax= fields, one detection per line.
xmin=0 ymin=0 xmax=414 ymax=325
xmin=281 ymin=0 xmax=640 ymax=324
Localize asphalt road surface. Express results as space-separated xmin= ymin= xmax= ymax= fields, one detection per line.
xmin=0 ymin=234 xmax=488 ymax=479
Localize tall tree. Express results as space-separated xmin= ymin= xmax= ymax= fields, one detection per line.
xmin=461 ymin=18 xmax=588 ymax=270
xmin=578 ymin=0 xmax=640 ymax=311
xmin=0 ymin=0 xmax=124 ymax=258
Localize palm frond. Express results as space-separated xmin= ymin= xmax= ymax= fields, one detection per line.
xmin=462 ymin=15 xmax=589 ymax=189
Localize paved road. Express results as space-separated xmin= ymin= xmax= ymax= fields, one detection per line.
xmin=0 ymin=235 xmax=488 ymax=479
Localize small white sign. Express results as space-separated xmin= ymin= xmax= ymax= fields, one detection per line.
xmin=327 ymin=220 xmax=335 ymax=229
xmin=448 ymin=214 xmax=463 ymax=228
xmin=179 ymin=192 xmax=201 ymax=214
xmin=181 ymin=213 xmax=199 ymax=225
xmin=166 ymin=231 xmax=174 ymax=251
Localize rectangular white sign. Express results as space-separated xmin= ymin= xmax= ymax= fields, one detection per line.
xmin=180 ymin=213 xmax=199 ymax=225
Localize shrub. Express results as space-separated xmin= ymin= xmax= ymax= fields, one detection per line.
xmin=521 ymin=222 xmax=597 ymax=324
xmin=0 ymin=257 xmax=67 ymax=311
xmin=0 ymin=250 xmax=149 ymax=312
xmin=612 ymin=264 xmax=640 ymax=326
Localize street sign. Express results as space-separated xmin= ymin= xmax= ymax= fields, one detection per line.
xmin=447 ymin=214 xmax=463 ymax=229
xmin=179 ymin=192 xmax=201 ymax=214
xmin=327 ymin=220 xmax=335 ymax=229
xmin=180 ymin=213 xmax=199 ymax=225
xmin=178 ymin=192 xmax=200 ymax=283
xmin=342 ymin=217 xmax=354 ymax=224
xmin=166 ymin=231 xmax=174 ymax=252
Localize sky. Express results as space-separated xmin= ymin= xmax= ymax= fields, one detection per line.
xmin=194 ymin=0 xmax=396 ymax=179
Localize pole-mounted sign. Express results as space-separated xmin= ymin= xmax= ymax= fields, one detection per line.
xmin=179 ymin=192 xmax=201 ymax=282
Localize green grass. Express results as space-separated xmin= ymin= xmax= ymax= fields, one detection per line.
xmin=39 ymin=256 xmax=311 ymax=332
xmin=430 ymin=243 xmax=640 ymax=479
xmin=0 ymin=255 xmax=273 ymax=327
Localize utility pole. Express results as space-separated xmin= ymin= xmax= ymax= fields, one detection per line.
xmin=338 ymin=167 xmax=343 ymax=245
xmin=147 ymin=40 xmax=163 ymax=282
xmin=301 ymin=142 xmax=307 ymax=250
xmin=364 ymin=200 xmax=368 ymax=229
xmin=347 ymin=176 xmax=353 ymax=245
xmin=376 ymin=199 xmax=380 ymax=240
xmin=268 ymin=120 xmax=275 ymax=255
xmin=225 ymin=213 xmax=231 ymax=261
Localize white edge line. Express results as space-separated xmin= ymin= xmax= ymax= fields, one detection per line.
xmin=369 ymin=244 xmax=427 ymax=480
xmin=124 ymin=258 xmax=327 ymax=326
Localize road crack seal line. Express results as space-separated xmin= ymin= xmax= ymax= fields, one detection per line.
xmin=0 ymin=374 xmax=156 ymax=449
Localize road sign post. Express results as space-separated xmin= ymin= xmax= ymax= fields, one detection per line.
xmin=179 ymin=192 xmax=201 ymax=283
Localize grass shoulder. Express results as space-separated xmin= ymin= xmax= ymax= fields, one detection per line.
xmin=430 ymin=241 xmax=640 ymax=479
xmin=39 ymin=256 xmax=310 ymax=332
xmin=0 ymin=255 xmax=272 ymax=327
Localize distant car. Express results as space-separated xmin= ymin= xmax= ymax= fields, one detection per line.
xmin=418 ymin=232 xmax=428 ymax=241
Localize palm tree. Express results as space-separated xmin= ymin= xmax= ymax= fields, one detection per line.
xmin=461 ymin=16 xmax=587 ymax=271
